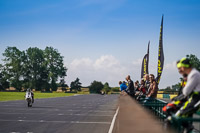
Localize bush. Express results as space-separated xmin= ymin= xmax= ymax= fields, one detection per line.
xmin=89 ymin=81 xmax=104 ymax=93
xmin=112 ymin=87 xmax=120 ymax=92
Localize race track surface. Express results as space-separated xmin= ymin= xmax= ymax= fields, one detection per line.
xmin=0 ymin=94 xmax=119 ymax=133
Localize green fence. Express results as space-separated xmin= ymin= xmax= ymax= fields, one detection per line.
xmin=138 ymin=98 xmax=200 ymax=132
xmin=139 ymin=98 xmax=167 ymax=120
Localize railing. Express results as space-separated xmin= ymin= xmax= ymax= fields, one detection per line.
xmin=139 ymin=98 xmax=167 ymax=120
xmin=138 ymin=97 xmax=200 ymax=132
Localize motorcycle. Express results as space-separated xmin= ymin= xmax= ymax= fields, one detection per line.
xmin=25 ymin=90 xmax=33 ymax=107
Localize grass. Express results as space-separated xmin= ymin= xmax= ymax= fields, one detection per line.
xmin=0 ymin=92 xmax=75 ymax=101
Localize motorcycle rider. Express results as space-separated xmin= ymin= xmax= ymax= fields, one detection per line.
xmin=27 ymin=88 xmax=34 ymax=103
xmin=174 ymin=57 xmax=200 ymax=132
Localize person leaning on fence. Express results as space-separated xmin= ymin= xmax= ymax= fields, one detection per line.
xmin=146 ymin=74 xmax=158 ymax=98
xmin=119 ymin=81 xmax=127 ymax=95
xmin=135 ymin=79 xmax=147 ymax=100
xmin=173 ymin=57 xmax=200 ymax=132
xmin=134 ymin=80 xmax=140 ymax=91
xmin=163 ymin=61 xmax=188 ymax=130
xmin=125 ymin=75 xmax=135 ymax=97
xmin=143 ymin=74 xmax=158 ymax=103
xmin=135 ymin=80 xmax=141 ymax=96
xmin=144 ymin=74 xmax=150 ymax=94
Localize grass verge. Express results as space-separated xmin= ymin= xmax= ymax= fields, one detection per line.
xmin=0 ymin=92 xmax=75 ymax=101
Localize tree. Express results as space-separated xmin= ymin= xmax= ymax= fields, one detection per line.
xmin=0 ymin=64 xmax=9 ymax=90
xmin=102 ymin=82 xmax=111 ymax=94
xmin=89 ymin=80 xmax=104 ymax=93
xmin=1 ymin=46 xmax=67 ymax=92
xmin=23 ymin=47 xmax=48 ymax=91
xmin=70 ymin=78 xmax=82 ymax=92
xmin=111 ymin=87 xmax=120 ymax=92
xmin=59 ymin=79 xmax=68 ymax=92
xmin=44 ymin=47 xmax=67 ymax=91
xmin=172 ymin=83 xmax=181 ymax=91
xmin=2 ymin=47 xmax=24 ymax=91
xmin=186 ymin=54 xmax=200 ymax=71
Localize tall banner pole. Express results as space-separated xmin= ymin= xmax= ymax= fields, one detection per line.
xmin=156 ymin=15 xmax=164 ymax=85
xmin=141 ymin=41 xmax=150 ymax=79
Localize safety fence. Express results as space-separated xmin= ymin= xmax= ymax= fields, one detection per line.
xmin=157 ymin=93 xmax=178 ymax=99
xmin=138 ymin=98 xmax=200 ymax=132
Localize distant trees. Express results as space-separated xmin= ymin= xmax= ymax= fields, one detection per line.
xmin=0 ymin=63 xmax=9 ymax=90
xmin=0 ymin=46 xmax=67 ymax=91
xmin=102 ymin=82 xmax=111 ymax=94
xmin=58 ymin=79 xmax=68 ymax=92
xmin=186 ymin=54 xmax=200 ymax=71
xmin=44 ymin=47 xmax=67 ymax=91
xmin=89 ymin=80 xmax=104 ymax=93
xmin=2 ymin=47 xmax=24 ymax=91
xmin=111 ymin=87 xmax=120 ymax=92
xmin=70 ymin=78 xmax=82 ymax=92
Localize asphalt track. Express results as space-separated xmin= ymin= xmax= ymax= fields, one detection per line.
xmin=0 ymin=94 xmax=119 ymax=133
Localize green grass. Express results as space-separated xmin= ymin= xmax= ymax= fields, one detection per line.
xmin=0 ymin=92 xmax=75 ymax=101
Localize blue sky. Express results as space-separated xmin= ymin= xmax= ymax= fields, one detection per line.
xmin=0 ymin=0 xmax=200 ymax=88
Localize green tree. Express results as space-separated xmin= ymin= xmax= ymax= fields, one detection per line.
xmin=2 ymin=47 xmax=24 ymax=91
xmin=186 ymin=54 xmax=200 ymax=71
xmin=58 ymin=79 xmax=68 ymax=91
xmin=70 ymin=78 xmax=82 ymax=92
xmin=111 ymin=87 xmax=120 ymax=92
xmin=44 ymin=47 xmax=67 ymax=91
xmin=23 ymin=47 xmax=48 ymax=91
xmin=0 ymin=64 xmax=10 ymax=90
xmin=172 ymin=83 xmax=181 ymax=91
xmin=89 ymin=80 xmax=104 ymax=93
xmin=102 ymin=82 xmax=111 ymax=94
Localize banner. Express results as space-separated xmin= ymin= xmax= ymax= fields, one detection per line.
xmin=146 ymin=41 xmax=150 ymax=75
xmin=156 ymin=16 xmax=164 ymax=84
xmin=141 ymin=42 xmax=150 ymax=79
xmin=141 ymin=54 xmax=148 ymax=79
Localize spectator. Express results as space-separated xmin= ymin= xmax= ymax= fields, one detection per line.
xmin=146 ymin=74 xmax=158 ymax=98
xmin=175 ymin=57 xmax=200 ymax=132
xmin=144 ymin=74 xmax=150 ymax=94
xmin=134 ymin=80 xmax=140 ymax=91
xmin=135 ymin=79 xmax=146 ymax=99
xmin=125 ymin=75 xmax=135 ymax=97
xmin=119 ymin=81 xmax=127 ymax=95
xmin=139 ymin=79 xmax=146 ymax=94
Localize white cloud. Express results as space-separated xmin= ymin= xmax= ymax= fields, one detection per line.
xmin=66 ymin=56 xmax=181 ymax=89
xmin=159 ymin=61 xmax=180 ymax=89
xmin=164 ymin=61 xmax=177 ymax=70
xmin=67 ymin=55 xmax=128 ymax=87
xmin=132 ymin=58 xmax=142 ymax=66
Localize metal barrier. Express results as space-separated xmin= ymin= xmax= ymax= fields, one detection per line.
xmin=138 ymin=97 xmax=200 ymax=132
xmin=139 ymin=98 xmax=167 ymax=120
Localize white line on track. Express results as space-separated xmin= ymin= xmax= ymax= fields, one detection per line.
xmin=0 ymin=112 xmax=113 ymax=117
xmin=0 ymin=119 xmax=111 ymax=124
xmin=108 ymin=106 xmax=119 ymax=133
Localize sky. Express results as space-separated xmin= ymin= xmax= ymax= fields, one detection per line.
xmin=0 ymin=0 xmax=200 ymax=88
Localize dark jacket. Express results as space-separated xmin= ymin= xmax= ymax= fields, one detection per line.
xmin=126 ymin=79 xmax=135 ymax=95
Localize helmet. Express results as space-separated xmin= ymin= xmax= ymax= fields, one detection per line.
xmin=177 ymin=58 xmax=191 ymax=68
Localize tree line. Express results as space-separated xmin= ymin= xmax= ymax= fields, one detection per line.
xmin=0 ymin=47 xmax=67 ymax=91
xmin=0 ymin=46 xmax=120 ymax=93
